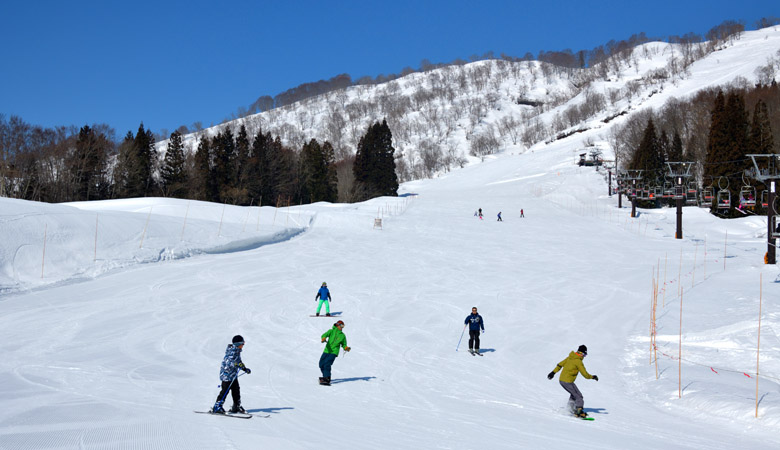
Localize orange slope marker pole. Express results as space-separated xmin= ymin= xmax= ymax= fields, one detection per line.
xmin=756 ymin=273 xmax=763 ymax=418
xmin=679 ymin=287 xmax=684 ymax=399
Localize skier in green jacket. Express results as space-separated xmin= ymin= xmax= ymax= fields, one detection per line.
xmin=547 ymin=345 xmax=598 ymax=418
xmin=319 ymin=320 xmax=350 ymax=385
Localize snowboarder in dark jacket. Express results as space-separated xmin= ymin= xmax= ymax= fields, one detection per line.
xmin=547 ymin=345 xmax=598 ymax=418
xmin=464 ymin=307 xmax=485 ymax=354
xmin=315 ymin=282 xmax=332 ymax=316
xmin=211 ymin=335 xmax=251 ymax=414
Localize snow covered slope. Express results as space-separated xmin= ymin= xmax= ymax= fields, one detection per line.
xmin=1 ymin=131 xmax=779 ymax=449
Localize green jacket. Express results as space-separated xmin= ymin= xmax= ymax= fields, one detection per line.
xmin=321 ymin=326 xmax=348 ymax=356
xmin=552 ymin=351 xmax=593 ymax=383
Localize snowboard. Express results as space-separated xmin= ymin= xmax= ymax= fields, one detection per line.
xmin=310 ymin=315 xmax=341 ymax=317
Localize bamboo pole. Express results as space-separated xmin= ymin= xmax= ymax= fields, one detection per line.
xmin=41 ymin=223 xmax=47 ymax=278
xmin=724 ymin=230 xmax=728 ymax=271
xmin=679 ymin=287 xmax=684 ymax=399
xmin=663 ymin=253 xmax=668 ymax=308
xmin=217 ymin=202 xmax=226 ymax=237
xmin=272 ymin=195 xmax=279 ymax=226
xmin=704 ymin=234 xmax=707 ymax=281
xmin=242 ymin=198 xmax=253 ymax=232
xmin=140 ymin=206 xmax=153 ymax=248
xmin=256 ymin=196 xmax=262 ymax=231
xmin=756 ymin=273 xmax=763 ymax=418
xmin=93 ymin=214 xmax=99 ymax=261
xmin=692 ymin=242 xmax=698 ymax=288
xmin=654 ymin=276 xmax=659 ymax=380
xmin=181 ymin=201 xmax=190 ymax=241
xmin=678 ymin=247 xmax=683 ymax=298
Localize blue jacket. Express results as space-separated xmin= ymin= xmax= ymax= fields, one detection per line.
xmin=219 ymin=344 xmax=243 ymax=382
xmin=465 ymin=313 xmax=484 ymax=331
xmin=316 ymin=286 xmax=331 ymax=301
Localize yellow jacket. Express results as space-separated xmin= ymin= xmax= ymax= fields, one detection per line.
xmin=552 ymin=351 xmax=593 ymax=383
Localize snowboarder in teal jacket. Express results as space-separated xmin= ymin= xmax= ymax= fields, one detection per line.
xmin=319 ymin=320 xmax=350 ymax=385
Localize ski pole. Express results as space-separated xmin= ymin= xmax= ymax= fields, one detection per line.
xmin=217 ymin=371 xmax=246 ymax=405
xmin=456 ymin=324 xmax=467 ymax=351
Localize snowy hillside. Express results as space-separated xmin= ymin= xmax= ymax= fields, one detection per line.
xmin=163 ymin=26 xmax=780 ymax=181
xmin=2 ymin=124 xmax=780 ymax=449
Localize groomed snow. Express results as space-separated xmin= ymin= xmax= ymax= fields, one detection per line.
xmin=1 ymin=133 xmax=778 ymax=449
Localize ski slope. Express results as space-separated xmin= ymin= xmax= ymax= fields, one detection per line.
xmin=1 ymin=133 xmax=779 ymax=449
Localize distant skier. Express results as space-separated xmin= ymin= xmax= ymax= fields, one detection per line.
xmin=211 ymin=335 xmax=251 ymax=414
xmin=547 ymin=345 xmax=598 ymax=418
xmin=497 ymin=211 xmax=502 ymax=221
xmin=319 ymin=320 xmax=350 ymax=385
xmin=315 ymin=282 xmax=332 ymax=317
xmin=478 ymin=208 xmax=483 ymax=220
xmin=520 ymin=209 xmax=524 ymax=218
xmin=464 ymin=307 xmax=485 ymax=354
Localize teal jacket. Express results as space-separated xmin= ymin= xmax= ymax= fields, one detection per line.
xmin=321 ymin=326 xmax=348 ymax=356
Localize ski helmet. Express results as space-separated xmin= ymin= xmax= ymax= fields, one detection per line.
xmin=322 ymin=282 xmax=327 ymax=286
xmin=232 ymin=335 xmax=245 ymax=345
xmin=335 ymin=320 xmax=345 ymax=327
xmin=577 ymin=345 xmax=587 ymax=355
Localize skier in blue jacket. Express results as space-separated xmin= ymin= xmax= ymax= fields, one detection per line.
xmin=315 ymin=282 xmax=332 ymax=316
xmin=464 ymin=307 xmax=485 ymax=354
xmin=211 ymin=335 xmax=251 ymax=414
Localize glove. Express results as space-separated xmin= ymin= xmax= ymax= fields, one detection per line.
xmin=321 ymin=338 xmax=326 ymax=343
xmin=481 ymin=330 xmax=485 ymax=334
xmin=238 ymin=363 xmax=251 ymax=374
xmin=592 ymin=375 xmax=598 ymax=381
xmin=344 ymin=346 xmax=351 ymax=352
xmin=547 ymin=371 xmax=555 ymax=380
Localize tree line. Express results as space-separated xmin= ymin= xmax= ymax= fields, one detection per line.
xmin=618 ymin=81 xmax=778 ymax=217
xmin=0 ymin=115 xmax=398 ymax=206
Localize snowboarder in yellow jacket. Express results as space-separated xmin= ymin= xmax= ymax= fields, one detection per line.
xmin=319 ymin=320 xmax=350 ymax=385
xmin=547 ymin=345 xmax=598 ymax=418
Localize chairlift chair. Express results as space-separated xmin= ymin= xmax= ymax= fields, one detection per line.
xmin=761 ymin=190 xmax=768 ymax=208
xmin=739 ymin=186 xmax=756 ymax=209
xmin=716 ymin=189 xmax=731 ymax=209
xmin=662 ymin=181 xmax=675 ymax=199
xmin=773 ymin=215 xmax=780 ymax=239
xmin=685 ymin=183 xmax=698 ymax=205
xmin=700 ymin=188 xmax=714 ymax=207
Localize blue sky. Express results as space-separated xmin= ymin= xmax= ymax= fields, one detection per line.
xmin=1 ymin=0 xmax=777 ymax=138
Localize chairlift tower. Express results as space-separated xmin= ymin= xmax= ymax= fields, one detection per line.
xmin=622 ymin=170 xmax=644 ymax=218
xmin=747 ymin=154 xmax=780 ymax=264
xmin=604 ymin=162 xmax=616 ymax=197
xmin=666 ymin=162 xmax=695 ymax=240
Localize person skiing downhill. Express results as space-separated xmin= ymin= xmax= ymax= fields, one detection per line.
xmin=464 ymin=307 xmax=485 ymax=354
xmin=319 ymin=320 xmax=350 ymax=385
xmin=478 ymin=208 xmax=483 ymax=220
xmin=211 ymin=335 xmax=251 ymax=414
xmin=497 ymin=211 xmax=502 ymax=221
xmin=547 ymin=345 xmax=598 ymax=418
xmin=315 ymin=282 xmax=332 ymax=316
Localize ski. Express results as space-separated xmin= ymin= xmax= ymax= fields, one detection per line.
xmin=194 ymin=410 xmax=252 ymax=419
xmin=310 ymin=315 xmax=339 ymax=317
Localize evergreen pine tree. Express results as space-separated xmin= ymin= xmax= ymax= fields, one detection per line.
xmin=705 ymin=91 xmax=729 ymax=181
xmin=161 ymin=131 xmax=188 ymax=198
xmin=629 ymin=118 xmax=664 ymax=185
xmin=234 ymin=125 xmax=251 ymax=204
xmin=669 ymin=131 xmax=684 ymax=162
xmin=69 ymin=125 xmax=108 ymax=201
xmin=353 ymin=119 xmax=398 ymax=200
xmin=749 ymin=99 xmax=775 ymax=154
xmin=191 ymin=137 xmax=215 ymax=201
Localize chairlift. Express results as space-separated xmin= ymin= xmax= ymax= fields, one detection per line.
xmin=739 ymin=185 xmax=756 ymax=209
xmin=760 ymin=190 xmax=768 ymax=208
xmin=653 ymin=186 xmax=663 ymax=199
xmin=773 ymin=215 xmax=780 ymax=239
xmin=685 ymin=183 xmax=698 ymax=205
xmin=716 ymin=189 xmax=731 ymax=209
xmin=662 ymin=181 xmax=675 ymax=198
xmin=700 ymin=188 xmax=714 ymax=207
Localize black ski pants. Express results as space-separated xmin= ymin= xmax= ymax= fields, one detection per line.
xmin=215 ymin=379 xmax=241 ymax=406
xmin=468 ymin=330 xmax=481 ymax=350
